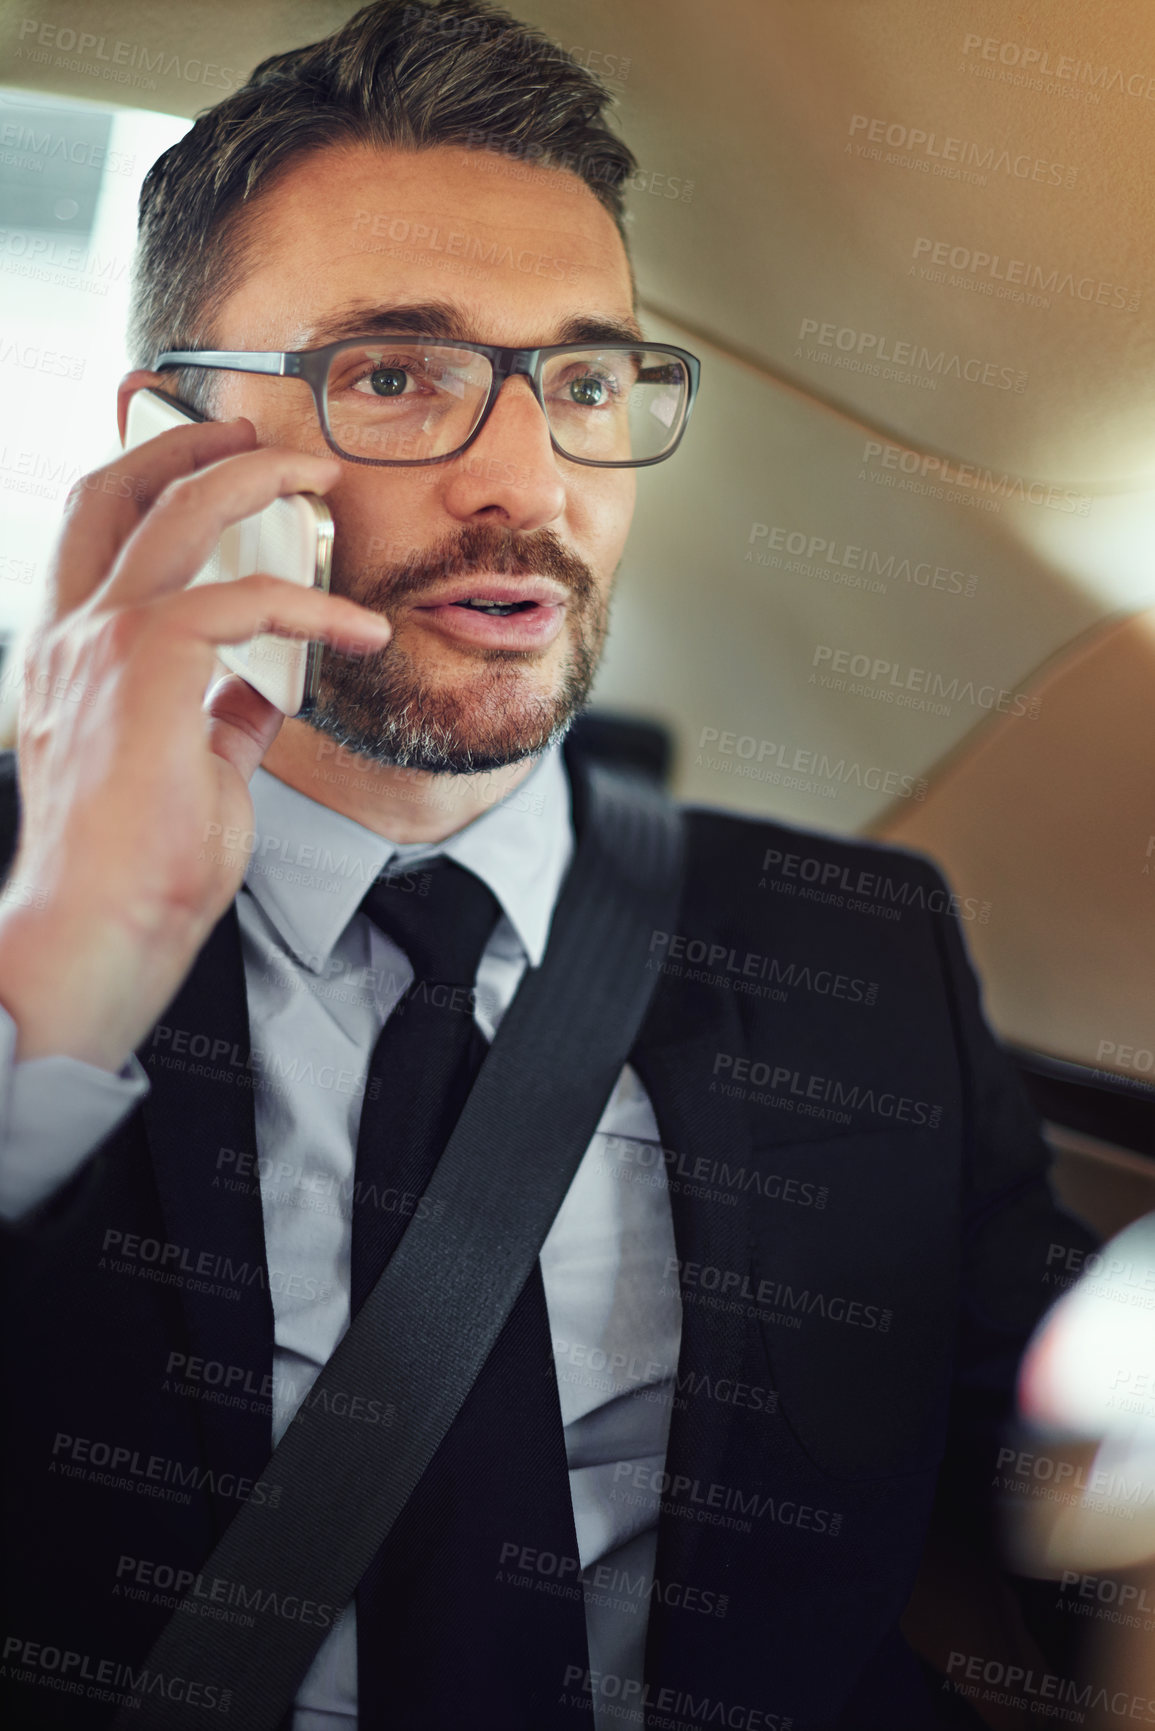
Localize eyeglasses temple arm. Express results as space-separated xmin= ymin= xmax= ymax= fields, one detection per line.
xmin=153 ymin=351 xmax=291 ymax=377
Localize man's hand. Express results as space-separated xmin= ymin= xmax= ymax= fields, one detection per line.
xmin=0 ymin=415 xmax=391 ymax=1072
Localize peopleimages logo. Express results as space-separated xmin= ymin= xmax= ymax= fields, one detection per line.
xmin=797 ymin=318 xmax=1027 ymax=392
xmin=747 ymin=523 xmax=978 ymax=595
xmin=1059 ymin=1570 xmax=1155 ymax=1623
xmin=350 ymin=209 xmax=580 ymax=283
xmin=911 ymin=237 xmax=1140 ymax=312
xmin=1 ymin=1636 xmax=232 ymax=1715
xmin=760 ymin=848 xmax=991 ymax=924
xmin=559 ymin=1666 xmax=793 ymax=1731
xmin=710 ymin=1053 xmax=943 ymax=1128
xmin=0 ymin=118 xmax=136 ymax=175
xmin=847 ymin=113 xmax=1078 ymax=187
xmin=695 ymin=727 xmax=925 ymax=801
xmin=960 ymin=33 xmax=1155 ymax=100
xmin=811 ymin=644 xmax=1041 ymax=718
xmin=649 ymin=928 xmax=879 ymax=1006
xmin=115 ymin=1554 xmax=340 ymax=1629
xmin=860 ymin=438 xmax=1092 ymax=516
xmin=946 ymin=1649 xmax=1155 ymax=1721
xmin=14 ymin=18 xmax=243 ymax=91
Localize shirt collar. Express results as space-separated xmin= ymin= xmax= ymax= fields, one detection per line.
xmin=244 ymin=744 xmax=573 ymax=973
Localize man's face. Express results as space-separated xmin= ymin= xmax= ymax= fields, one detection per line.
xmin=203 ymin=141 xmax=638 ymax=773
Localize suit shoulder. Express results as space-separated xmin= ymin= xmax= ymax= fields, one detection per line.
xmin=679 ymin=799 xmax=946 ymax=890
xmin=670 ymin=803 xmax=983 ymax=1045
xmin=672 ymin=801 xmax=987 ymax=974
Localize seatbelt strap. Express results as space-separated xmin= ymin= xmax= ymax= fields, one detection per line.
xmin=114 ymin=759 xmax=684 ymax=1730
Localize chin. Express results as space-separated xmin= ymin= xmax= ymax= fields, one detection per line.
xmin=307 ymin=643 xmax=596 ymax=777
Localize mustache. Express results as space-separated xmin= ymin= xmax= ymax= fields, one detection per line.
xmin=336 ymin=523 xmax=599 ymax=610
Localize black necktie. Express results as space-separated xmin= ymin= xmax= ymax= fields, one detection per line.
xmin=349 ymin=857 xmax=594 ymax=1727
xmin=351 ymin=858 xmax=501 ymax=1310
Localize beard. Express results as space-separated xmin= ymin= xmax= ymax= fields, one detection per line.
xmin=307 ymin=521 xmax=610 ymax=775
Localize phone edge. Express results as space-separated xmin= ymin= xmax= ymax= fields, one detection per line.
xmin=296 ymin=495 xmax=335 ymax=718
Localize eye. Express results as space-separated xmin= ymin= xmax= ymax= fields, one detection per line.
xmin=332 ymin=351 xmax=443 ymax=398
xmin=553 ymin=366 xmax=624 ymax=408
xmin=356 ymin=365 xmax=413 ymax=398
xmin=568 ymin=374 xmax=609 ymax=406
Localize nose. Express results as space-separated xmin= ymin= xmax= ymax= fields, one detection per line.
xmin=438 ymin=373 xmax=566 ymax=530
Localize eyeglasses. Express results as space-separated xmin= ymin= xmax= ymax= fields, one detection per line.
xmin=154 ymin=336 xmax=701 ymax=469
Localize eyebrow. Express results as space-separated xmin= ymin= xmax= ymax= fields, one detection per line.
xmin=303 ymin=299 xmax=646 ymax=348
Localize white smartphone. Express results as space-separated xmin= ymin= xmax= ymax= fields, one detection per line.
xmin=122 ymin=387 xmax=335 ymax=716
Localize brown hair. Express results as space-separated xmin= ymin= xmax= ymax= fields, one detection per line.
xmin=127 ymin=0 xmax=637 ymax=413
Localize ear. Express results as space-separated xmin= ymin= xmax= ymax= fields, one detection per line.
xmin=116 ymin=368 xmax=172 ymax=447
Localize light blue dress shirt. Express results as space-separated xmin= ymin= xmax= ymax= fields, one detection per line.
xmin=0 ymin=744 xmax=682 ymax=1729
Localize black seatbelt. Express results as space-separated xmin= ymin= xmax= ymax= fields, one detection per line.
xmin=113 ymin=759 xmax=684 ymax=1730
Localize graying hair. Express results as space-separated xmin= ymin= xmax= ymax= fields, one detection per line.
xmin=127 ymin=0 xmax=637 ymax=414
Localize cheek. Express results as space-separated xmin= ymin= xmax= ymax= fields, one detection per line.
xmin=577 ymin=471 xmax=635 ymax=567
xmin=215 ymin=376 xmax=330 ymax=456
xmin=325 ymin=475 xmax=437 ymax=569
xmin=262 ymin=393 xmax=330 ymax=455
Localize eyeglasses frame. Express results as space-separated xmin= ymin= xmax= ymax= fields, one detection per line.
xmin=154 ymin=335 xmax=701 ymax=469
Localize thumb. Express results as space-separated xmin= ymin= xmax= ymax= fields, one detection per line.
xmin=204 ymin=671 xmax=284 ymax=782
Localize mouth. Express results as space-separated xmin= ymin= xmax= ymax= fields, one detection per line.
xmin=452 ymin=598 xmax=533 ymax=617
xmin=406 ymin=577 xmax=571 ymax=650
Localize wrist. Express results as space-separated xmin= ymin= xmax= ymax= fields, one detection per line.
xmin=0 ymin=885 xmax=208 ymax=1070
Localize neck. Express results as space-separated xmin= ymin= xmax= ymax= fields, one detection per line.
xmin=261 ymin=718 xmax=543 ymax=844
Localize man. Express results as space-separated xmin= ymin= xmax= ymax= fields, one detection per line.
xmin=0 ymin=2 xmax=1091 ymax=1727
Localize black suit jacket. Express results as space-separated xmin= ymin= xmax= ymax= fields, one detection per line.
xmin=0 ymin=743 xmax=1092 ymax=1730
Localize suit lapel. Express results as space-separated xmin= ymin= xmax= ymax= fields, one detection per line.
xmin=138 ymin=898 xmax=274 ymax=1533
xmin=629 ymin=967 xmax=756 ymax=1596
xmin=627 ymin=846 xmax=842 ymax=1692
